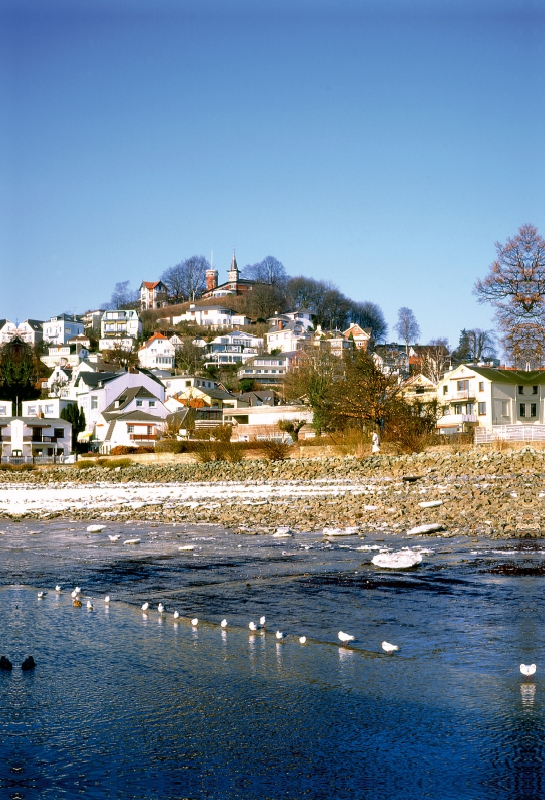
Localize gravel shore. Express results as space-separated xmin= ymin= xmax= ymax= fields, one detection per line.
xmin=0 ymin=448 xmax=542 ymax=537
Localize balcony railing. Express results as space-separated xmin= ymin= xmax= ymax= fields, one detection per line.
xmin=130 ymin=434 xmax=158 ymax=441
xmin=475 ymin=424 xmax=545 ymax=444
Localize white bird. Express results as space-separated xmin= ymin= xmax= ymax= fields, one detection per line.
xmin=75 ymin=586 xmax=81 ymax=594
xmin=299 ymin=636 xmax=307 ymax=644
xmin=55 ymin=585 xmax=61 ymax=592
xmin=87 ymin=600 xmax=93 ymax=610
xmin=221 ymin=619 xmax=228 ymax=628
xmin=382 ymin=641 xmax=399 ymax=653
xmin=520 ymin=663 xmax=537 ymax=678
xmin=275 ymin=631 xmax=285 ymax=640
xmin=249 ymin=621 xmax=257 ymax=631
xmin=71 ymin=589 xmax=80 ymax=599
xmin=191 ymin=618 xmax=199 ymax=626
xmin=158 ymin=603 xmax=165 ymax=614
xmin=108 ymin=534 xmax=121 ymax=541
xmin=338 ymin=631 xmax=355 ymax=644
xmin=173 ymin=610 xmax=179 ymax=619
xmin=141 ymin=602 xmax=149 ymax=611
xmin=38 ymin=591 xmax=45 ymax=598
xmin=259 ymin=616 xmax=266 ymax=626
xmin=104 ymin=596 xmax=110 ymax=604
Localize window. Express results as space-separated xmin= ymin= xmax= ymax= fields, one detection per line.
xmin=147 ymin=426 xmax=154 ymax=436
xmin=0 ymin=406 xmax=5 ymax=415
xmin=185 ymin=381 xmax=191 ymax=387
xmin=415 ymin=387 xmax=425 ymax=395
xmin=28 ymin=406 xmax=36 ymax=414
xmin=127 ymin=425 xmax=134 ymax=433
xmin=501 ymin=401 xmax=509 ymax=416
xmin=54 ymin=428 xmax=64 ymax=438
xmin=479 ymin=382 xmax=484 ymax=392
xmin=466 ymin=403 xmax=474 ymax=415
xmin=478 ymin=402 xmax=486 ymax=415
xmin=531 ymin=404 xmax=537 ymax=418
xmin=533 ymin=386 xmax=538 ymax=395
xmin=45 ymin=405 xmax=54 ymax=414
xmin=136 ymin=400 xmax=143 ymax=407
xmin=149 ymin=401 xmax=155 ymax=408
xmin=443 ymin=386 xmax=448 ymax=395
xmin=454 ymin=404 xmax=463 ymax=414
xmin=520 ymin=404 xmax=526 ymax=417
xmin=518 ymin=386 xmax=524 ymax=395
xmin=91 ymin=397 xmax=98 ymax=410
xmin=457 ymin=380 xmax=469 ymax=392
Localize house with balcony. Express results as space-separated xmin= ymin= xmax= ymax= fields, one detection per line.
xmin=93 ymin=385 xmax=168 ymax=453
xmin=373 ymin=344 xmax=410 ymax=380
xmin=22 ymin=398 xmax=76 ymax=418
xmin=265 ymin=315 xmax=314 ymax=354
xmin=224 ymin=404 xmax=313 ymax=442
xmin=0 ymin=417 xmax=72 ymax=459
xmin=161 ymin=374 xmax=218 ymax=399
xmin=343 ymin=323 xmax=373 ymax=351
xmin=203 ymin=330 xmax=263 ymax=368
xmin=436 ymin=364 xmax=545 ymax=438
xmin=74 ymin=369 xmax=166 ymax=432
xmin=0 ymin=320 xmax=17 ymax=343
xmin=0 ymin=320 xmax=43 ymax=346
xmin=400 ymin=374 xmax=438 ymax=404
xmin=237 ymin=353 xmax=299 ymax=386
xmin=43 ymin=314 xmax=84 ymax=345
xmin=99 ymin=309 xmax=142 ymax=351
xmin=41 ymin=342 xmax=90 ymax=369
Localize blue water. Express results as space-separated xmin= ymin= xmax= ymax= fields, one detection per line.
xmin=0 ymin=521 xmax=544 ymax=798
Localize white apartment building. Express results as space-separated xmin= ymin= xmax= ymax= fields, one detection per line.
xmin=171 ymin=304 xmax=251 ymax=329
xmin=99 ymin=310 xmax=142 ymax=350
xmin=43 ymin=314 xmax=84 ymax=345
xmin=41 ymin=342 xmax=89 ymax=369
xmin=75 ymin=370 xmax=166 ymax=431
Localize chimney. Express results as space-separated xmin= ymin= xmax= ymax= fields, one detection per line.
xmin=206 ymin=268 xmax=218 ymax=291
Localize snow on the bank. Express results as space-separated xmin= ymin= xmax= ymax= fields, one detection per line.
xmin=0 ymin=479 xmax=373 ymax=516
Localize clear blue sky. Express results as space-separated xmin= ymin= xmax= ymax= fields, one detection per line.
xmin=1 ymin=0 xmax=544 ymax=349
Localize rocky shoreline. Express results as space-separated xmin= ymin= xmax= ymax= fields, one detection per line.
xmin=0 ymin=448 xmax=543 ymax=537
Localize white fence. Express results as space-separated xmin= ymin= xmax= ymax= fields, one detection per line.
xmin=475 ymin=425 xmax=545 ymax=444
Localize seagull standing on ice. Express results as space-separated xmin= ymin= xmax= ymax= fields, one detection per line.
xmin=104 ymin=596 xmax=110 ymax=604
xmin=55 ymin=585 xmax=61 ymax=593
xmin=520 ymin=664 xmax=537 ymax=680
xmin=87 ymin=600 xmax=93 ymax=610
xmin=338 ymin=631 xmax=355 ymax=645
xmin=299 ymin=636 xmax=307 ymax=644
xmin=221 ymin=619 xmax=228 ymax=628
xmin=259 ymin=616 xmax=266 ymax=627
xmin=382 ymin=641 xmax=399 ymax=653
xmin=249 ymin=621 xmax=257 ymax=631
xmin=191 ymin=618 xmax=199 ymax=626
xmin=141 ymin=602 xmax=149 ymax=611
xmin=275 ymin=631 xmax=285 ymax=640
xmin=158 ymin=603 xmax=165 ymax=614
xmin=173 ymin=610 xmax=179 ymax=619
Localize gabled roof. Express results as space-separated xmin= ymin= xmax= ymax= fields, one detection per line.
xmin=139 ymin=332 xmax=169 ymax=351
xmin=23 ymin=319 xmax=44 ymax=330
xmin=141 ymin=281 xmax=164 ymax=290
xmin=103 ymin=385 xmax=160 ymax=413
xmin=75 ymin=371 xmax=121 ymax=388
xmin=102 ymin=409 xmax=161 ymax=423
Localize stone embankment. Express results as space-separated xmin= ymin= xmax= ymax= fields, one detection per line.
xmin=0 ymin=448 xmax=543 ymax=537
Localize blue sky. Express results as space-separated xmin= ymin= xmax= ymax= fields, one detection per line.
xmin=1 ymin=0 xmax=544 ymax=349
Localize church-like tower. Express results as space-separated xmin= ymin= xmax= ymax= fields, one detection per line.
xmin=228 ymin=250 xmax=240 ymax=284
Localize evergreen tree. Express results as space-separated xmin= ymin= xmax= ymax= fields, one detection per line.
xmin=60 ymin=404 xmax=86 ymax=450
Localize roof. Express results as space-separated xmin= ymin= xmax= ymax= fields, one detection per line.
xmin=139 ymin=332 xmax=169 ymax=350
xmin=0 ymin=416 xmax=71 ymax=427
xmin=102 ymin=409 xmax=161 ymax=423
xmin=141 ymin=281 xmax=164 ymax=290
xmin=23 ymin=319 xmax=44 ymax=330
xmin=460 ymin=366 xmax=545 ymax=385
xmin=75 ymin=371 xmax=121 ymax=388
xmin=103 ymin=385 xmax=160 ymax=413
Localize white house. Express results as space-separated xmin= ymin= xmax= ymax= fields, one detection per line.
xmin=436 ymin=364 xmax=545 ymax=436
xmin=43 ymin=314 xmax=84 ymax=345
xmin=0 ymin=401 xmax=13 ymax=417
xmin=0 ymin=320 xmax=17 ymax=343
xmin=22 ymin=398 xmax=76 ymax=418
xmin=75 ymin=369 xmax=166 ymax=431
xmin=41 ymin=342 xmax=90 ymax=369
xmin=171 ymin=304 xmax=251 ymax=329
xmin=237 ymin=353 xmax=298 ymax=386
xmin=0 ymin=319 xmax=43 ymax=346
xmin=0 ymin=417 xmax=72 ymax=459
xmin=161 ymin=375 xmax=218 ymax=399
xmin=99 ymin=309 xmax=142 ymax=350
xmin=265 ymin=315 xmax=314 ymax=354
xmin=93 ymin=385 xmax=168 ymax=453
xmin=203 ymin=330 xmax=263 ymax=367
xmin=138 ymin=333 xmax=176 ymax=370
xmin=139 ymin=280 xmax=168 ymax=310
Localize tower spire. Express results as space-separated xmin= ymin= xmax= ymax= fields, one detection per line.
xmin=228 ymin=247 xmax=239 ymax=283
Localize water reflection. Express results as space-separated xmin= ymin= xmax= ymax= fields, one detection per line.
xmin=520 ymin=683 xmax=536 ymax=708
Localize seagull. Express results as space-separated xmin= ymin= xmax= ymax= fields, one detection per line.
xmin=221 ymin=619 xmax=228 ymax=628
xmin=75 ymin=586 xmax=81 ymax=594
xmin=108 ymin=534 xmax=121 ymax=541
xmin=520 ymin=663 xmax=537 ymax=679
xmin=275 ymin=631 xmax=285 ymax=640
xmin=299 ymin=636 xmax=307 ymax=644
xmin=55 ymin=585 xmax=61 ymax=592
xmin=191 ymin=618 xmax=199 ymax=626
xmin=173 ymin=610 xmax=179 ymax=619
xmin=87 ymin=600 xmax=93 ymax=610
xmin=37 ymin=591 xmax=45 ymax=599
xmin=249 ymin=621 xmax=258 ymax=631
xmin=338 ymin=631 xmax=355 ymax=644
xmin=259 ymin=616 xmax=266 ymax=626
xmin=141 ymin=602 xmax=149 ymax=611
xmin=158 ymin=603 xmax=165 ymax=614
xmin=104 ymin=596 xmax=110 ymax=604
xmin=382 ymin=641 xmax=399 ymax=653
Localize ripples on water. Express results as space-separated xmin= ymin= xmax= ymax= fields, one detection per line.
xmin=0 ymin=522 xmax=544 ymax=798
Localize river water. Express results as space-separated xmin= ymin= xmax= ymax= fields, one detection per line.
xmin=0 ymin=520 xmax=543 ymax=799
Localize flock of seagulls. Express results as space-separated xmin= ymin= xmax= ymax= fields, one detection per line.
xmin=34 ymin=585 xmax=538 ymax=675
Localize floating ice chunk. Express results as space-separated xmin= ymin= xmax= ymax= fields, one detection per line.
xmin=123 ymin=538 xmax=141 ymax=545
xmin=372 ymin=551 xmax=422 ymax=569
xmin=418 ymin=500 xmax=443 ymax=508
xmin=87 ymin=525 xmax=106 ymax=532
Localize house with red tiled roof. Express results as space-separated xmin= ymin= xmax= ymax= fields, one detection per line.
xmin=139 ymin=280 xmax=168 ymax=310
xmin=138 ymin=332 xmax=175 ymax=370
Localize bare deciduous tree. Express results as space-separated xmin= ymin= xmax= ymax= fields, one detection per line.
xmin=474 ymin=224 xmax=545 ymax=368
xmin=242 ymin=256 xmax=287 ymax=286
xmin=161 ymin=255 xmax=209 ymax=303
xmin=394 ymin=307 xmax=421 ymax=354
